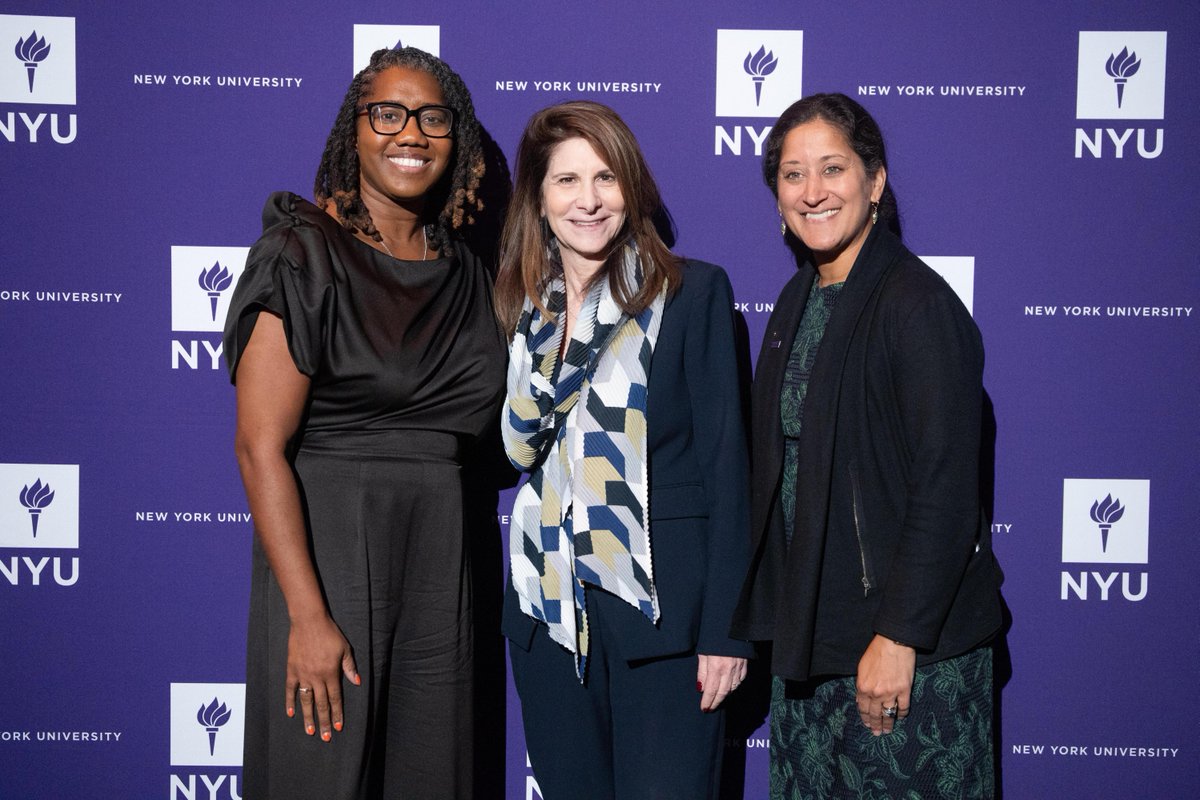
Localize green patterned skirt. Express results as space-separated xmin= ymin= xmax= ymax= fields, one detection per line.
xmin=770 ymin=647 xmax=994 ymax=800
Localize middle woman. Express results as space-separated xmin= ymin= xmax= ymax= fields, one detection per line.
xmin=495 ymin=101 xmax=753 ymax=799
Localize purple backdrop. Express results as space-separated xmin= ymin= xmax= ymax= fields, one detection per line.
xmin=2 ymin=1 xmax=1197 ymax=797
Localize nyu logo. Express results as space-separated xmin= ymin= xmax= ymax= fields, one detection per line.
xmin=197 ymin=697 xmax=233 ymax=757
xmin=715 ymin=29 xmax=802 ymax=156
xmin=1061 ymin=478 xmax=1149 ymax=601
xmin=0 ymin=463 xmax=79 ymax=587
xmin=0 ymin=15 xmax=74 ymax=104
xmin=1104 ymin=47 xmax=1140 ymax=109
xmin=170 ymin=246 xmax=249 ymax=370
xmin=170 ymin=683 xmax=245 ymax=800
xmin=14 ymin=30 xmax=49 ymax=92
xmin=198 ymin=262 xmax=234 ymax=322
xmin=18 ymin=478 xmax=54 ymax=537
xmin=743 ymin=46 xmax=778 ymax=108
xmin=0 ymin=464 xmax=78 ymax=550
xmin=1075 ymin=31 xmax=1166 ymax=159
xmin=0 ymin=14 xmax=77 ymax=144
xmin=352 ymin=24 xmax=439 ymax=75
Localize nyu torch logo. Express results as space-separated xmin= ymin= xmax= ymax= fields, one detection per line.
xmin=715 ymin=29 xmax=802 ymax=119
xmin=13 ymin=30 xmax=49 ymax=92
xmin=1104 ymin=46 xmax=1140 ymax=108
xmin=198 ymin=262 xmax=233 ymax=322
xmin=197 ymin=697 xmax=232 ymax=756
xmin=743 ymin=46 xmax=777 ymax=107
xmin=1061 ymin=479 xmax=1149 ymax=601
xmin=1089 ymin=494 xmax=1124 ymax=553
xmin=18 ymin=478 xmax=54 ymax=537
xmin=170 ymin=682 xmax=245 ymax=767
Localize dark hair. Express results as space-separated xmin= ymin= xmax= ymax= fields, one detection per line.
xmin=762 ymin=92 xmax=901 ymax=238
xmin=313 ymin=47 xmax=485 ymax=252
xmin=494 ymin=101 xmax=680 ymax=337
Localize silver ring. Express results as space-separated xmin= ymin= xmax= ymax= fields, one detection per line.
xmin=883 ymin=705 xmax=898 ymax=719
xmin=298 ymin=687 xmax=313 ymax=694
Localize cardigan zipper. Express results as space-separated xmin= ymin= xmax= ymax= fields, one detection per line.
xmin=849 ymin=463 xmax=872 ymax=597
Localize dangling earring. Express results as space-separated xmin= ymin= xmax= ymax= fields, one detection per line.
xmin=870 ymin=201 xmax=879 ymax=225
xmin=778 ymin=210 xmax=787 ymax=237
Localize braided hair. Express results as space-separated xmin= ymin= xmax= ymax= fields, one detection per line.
xmin=313 ymin=47 xmax=485 ymax=252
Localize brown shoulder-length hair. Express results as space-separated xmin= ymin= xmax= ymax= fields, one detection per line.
xmin=494 ymin=100 xmax=680 ymax=337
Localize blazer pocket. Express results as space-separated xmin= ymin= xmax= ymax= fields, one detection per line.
xmin=649 ymin=482 xmax=709 ymax=520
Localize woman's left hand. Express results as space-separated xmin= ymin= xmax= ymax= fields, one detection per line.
xmin=697 ymin=654 xmax=748 ymax=712
xmin=856 ymin=634 xmax=916 ymax=736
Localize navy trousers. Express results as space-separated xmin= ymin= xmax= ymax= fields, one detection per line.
xmin=509 ymin=590 xmax=726 ymax=800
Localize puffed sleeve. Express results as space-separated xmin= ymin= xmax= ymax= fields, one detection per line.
xmin=223 ymin=192 xmax=336 ymax=383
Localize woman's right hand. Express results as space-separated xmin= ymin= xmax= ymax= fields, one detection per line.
xmin=286 ymin=613 xmax=361 ymax=741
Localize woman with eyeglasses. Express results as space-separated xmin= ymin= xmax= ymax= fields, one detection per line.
xmin=223 ymin=47 xmax=505 ymax=798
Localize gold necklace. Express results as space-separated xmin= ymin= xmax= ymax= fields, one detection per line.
xmin=379 ymin=226 xmax=428 ymax=261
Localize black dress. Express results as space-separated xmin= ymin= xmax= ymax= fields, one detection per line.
xmin=224 ymin=192 xmax=507 ymax=799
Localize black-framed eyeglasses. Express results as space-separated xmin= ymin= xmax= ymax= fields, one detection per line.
xmin=356 ymin=102 xmax=455 ymax=138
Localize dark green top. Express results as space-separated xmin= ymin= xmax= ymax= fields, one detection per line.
xmin=780 ymin=278 xmax=844 ymax=545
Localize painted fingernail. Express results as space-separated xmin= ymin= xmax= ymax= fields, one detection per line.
xmin=334 ymin=720 xmax=343 ymax=732
xmin=321 ymin=731 xmax=331 ymax=742
xmin=287 ymin=707 xmax=294 ymax=718
xmin=306 ymin=724 xmax=315 ymax=735
xmin=696 ymin=681 xmax=703 ymax=692
xmin=353 ymin=673 xmax=361 ymax=686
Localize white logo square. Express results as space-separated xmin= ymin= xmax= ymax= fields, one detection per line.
xmin=715 ymin=29 xmax=803 ymax=118
xmin=921 ymin=256 xmax=975 ymax=316
xmin=0 ymin=14 xmax=76 ymax=105
xmin=171 ymin=246 xmax=250 ymax=333
xmin=1076 ymin=31 xmax=1167 ymax=120
xmin=353 ymin=24 xmax=440 ymax=75
xmin=0 ymin=463 xmax=79 ymax=549
xmin=170 ymin=682 xmax=246 ymax=767
xmin=1062 ymin=478 xmax=1150 ymax=564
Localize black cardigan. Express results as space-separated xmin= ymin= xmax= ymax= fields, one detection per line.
xmin=731 ymin=226 xmax=1002 ymax=681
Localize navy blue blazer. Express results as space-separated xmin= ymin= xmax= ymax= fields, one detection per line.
xmin=503 ymin=260 xmax=755 ymax=662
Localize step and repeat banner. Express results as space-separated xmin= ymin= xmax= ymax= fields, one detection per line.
xmin=2 ymin=1 xmax=1196 ymax=797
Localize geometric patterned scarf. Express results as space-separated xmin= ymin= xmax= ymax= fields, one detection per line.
xmin=502 ymin=244 xmax=665 ymax=680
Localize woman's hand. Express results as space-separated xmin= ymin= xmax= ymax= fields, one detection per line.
xmin=697 ymin=654 xmax=748 ymax=712
xmin=286 ymin=613 xmax=360 ymax=741
xmin=855 ymin=634 xmax=916 ymax=735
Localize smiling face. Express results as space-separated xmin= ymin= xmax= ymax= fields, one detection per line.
xmin=776 ymin=118 xmax=886 ymax=281
xmin=540 ymin=137 xmax=627 ymax=278
xmin=355 ymin=65 xmax=454 ymax=213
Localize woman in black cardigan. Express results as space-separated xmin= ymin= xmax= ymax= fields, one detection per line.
xmin=731 ymin=93 xmax=1003 ymax=799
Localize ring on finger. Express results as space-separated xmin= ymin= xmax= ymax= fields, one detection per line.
xmin=298 ymin=687 xmax=313 ymax=694
xmin=883 ymin=705 xmax=898 ymax=719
